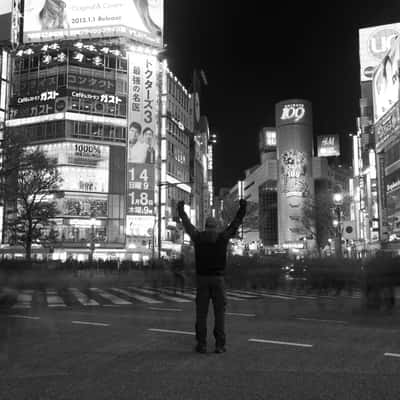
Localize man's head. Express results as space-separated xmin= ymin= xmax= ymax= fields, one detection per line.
xmin=143 ymin=127 xmax=154 ymax=146
xmin=205 ymin=216 xmax=218 ymax=232
xmin=129 ymin=122 xmax=142 ymax=144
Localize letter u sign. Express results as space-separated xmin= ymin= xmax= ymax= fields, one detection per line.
xmin=281 ymin=104 xmax=306 ymax=122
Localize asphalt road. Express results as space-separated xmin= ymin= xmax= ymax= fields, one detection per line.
xmin=1 ymin=289 xmax=400 ymax=400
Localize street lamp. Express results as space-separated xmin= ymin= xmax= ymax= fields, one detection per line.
xmin=333 ymin=191 xmax=343 ymax=257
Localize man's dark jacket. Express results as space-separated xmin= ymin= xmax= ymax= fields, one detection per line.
xmin=178 ymin=205 xmax=246 ymax=276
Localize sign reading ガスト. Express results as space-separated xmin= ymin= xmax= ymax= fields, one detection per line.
xmin=23 ymin=0 xmax=164 ymax=47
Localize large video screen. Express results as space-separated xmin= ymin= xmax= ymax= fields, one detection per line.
xmin=373 ymin=36 xmax=400 ymax=122
xmin=23 ymin=0 xmax=164 ymax=47
xmin=359 ymin=23 xmax=400 ymax=82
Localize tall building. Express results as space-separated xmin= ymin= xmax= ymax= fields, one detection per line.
xmin=355 ymin=23 xmax=400 ymax=251
xmin=276 ymin=99 xmax=315 ymax=249
xmin=1 ymin=1 xmax=211 ymax=261
xmin=0 ymin=0 xmax=23 ymax=246
xmin=372 ymin=34 xmax=400 ymax=252
xmin=158 ymin=65 xmax=210 ymax=256
xmin=219 ymin=113 xmax=353 ymax=257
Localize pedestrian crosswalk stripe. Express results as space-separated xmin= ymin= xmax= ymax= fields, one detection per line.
xmin=249 ymin=338 xmax=313 ymax=348
xmin=69 ymin=288 xmax=99 ymax=306
xmin=152 ymin=287 xmax=196 ymax=300
xmin=185 ymin=288 xmax=245 ymax=301
xmin=131 ymin=287 xmax=191 ymax=303
xmin=225 ymin=290 xmax=258 ymax=299
xmin=3 ymin=286 xmax=359 ymax=309
xmin=256 ymin=292 xmax=296 ymax=300
xmin=111 ymin=288 xmax=163 ymax=304
xmin=148 ymin=328 xmax=195 ymax=336
xmin=72 ymin=320 xmax=109 ymax=327
xmin=89 ymin=288 xmax=132 ymax=305
xmin=46 ymin=289 xmax=66 ymax=307
xmin=235 ymin=290 xmax=264 ymax=297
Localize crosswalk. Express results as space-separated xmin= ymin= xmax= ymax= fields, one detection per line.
xmin=0 ymin=285 xmax=370 ymax=310
xmin=1 ymin=286 xmax=264 ymax=310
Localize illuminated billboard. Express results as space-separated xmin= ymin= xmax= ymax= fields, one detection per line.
xmin=259 ymin=127 xmax=276 ymax=152
xmin=359 ymin=23 xmax=400 ymax=82
xmin=23 ymin=0 xmax=164 ymax=47
xmin=126 ymin=215 xmax=154 ymax=237
xmin=0 ymin=0 xmax=21 ymax=46
xmin=374 ymin=105 xmax=400 ymax=152
xmin=126 ymin=51 xmax=158 ymax=227
xmin=317 ymin=135 xmax=340 ymax=157
xmin=39 ymin=142 xmax=110 ymax=192
xmin=40 ymin=142 xmax=109 ymax=167
xmin=372 ymin=36 xmax=400 ymax=122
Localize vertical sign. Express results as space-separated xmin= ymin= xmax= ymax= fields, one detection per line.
xmin=127 ymin=52 xmax=159 ymax=239
xmin=377 ymin=153 xmax=388 ymax=241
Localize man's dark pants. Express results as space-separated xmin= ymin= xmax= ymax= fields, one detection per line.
xmin=195 ymin=275 xmax=226 ymax=348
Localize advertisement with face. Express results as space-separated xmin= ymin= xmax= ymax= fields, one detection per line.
xmin=359 ymin=24 xmax=400 ymax=82
xmin=126 ymin=51 xmax=158 ymax=226
xmin=373 ymin=36 xmax=400 ymax=123
xmin=23 ymin=0 xmax=164 ymax=47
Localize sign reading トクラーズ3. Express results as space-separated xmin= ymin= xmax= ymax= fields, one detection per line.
xmin=23 ymin=0 xmax=164 ymax=47
xmin=126 ymin=52 xmax=159 ymax=238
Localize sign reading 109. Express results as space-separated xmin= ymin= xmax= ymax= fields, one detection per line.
xmin=127 ymin=164 xmax=155 ymax=216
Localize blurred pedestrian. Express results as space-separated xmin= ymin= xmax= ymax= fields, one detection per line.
xmin=177 ymin=199 xmax=247 ymax=354
xmin=171 ymin=255 xmax=185 ymax=294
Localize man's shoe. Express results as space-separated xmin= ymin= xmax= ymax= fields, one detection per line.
xmin=214 ymin=346 xmax=226 ymax=354
xmin=195 ymin=344 xmax=207 ymax=354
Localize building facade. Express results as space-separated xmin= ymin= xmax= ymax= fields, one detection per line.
xmin=373 ymin=34 xmax=400 ymax=252
xmin=0 ymin=1 xmax=212 ymax=261
xmin=354 ymin=23 xmax=400 ymax=252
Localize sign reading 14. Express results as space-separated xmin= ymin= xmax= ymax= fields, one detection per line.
xmin=128 ymin=167 xmax=150 ymax=206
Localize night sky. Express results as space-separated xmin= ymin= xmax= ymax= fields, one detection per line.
xmin=165 ymin=1 xmax=400 ymax=191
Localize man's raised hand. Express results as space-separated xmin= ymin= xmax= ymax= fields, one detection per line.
xmin=177 ymin=201 xmax=185 ymax=214
xmin=239 ymin=199 xmax=247 ymax=208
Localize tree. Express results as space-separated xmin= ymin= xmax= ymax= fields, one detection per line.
xmin=291 ymin=189 xmax=351 ymax=255
xmin=220 ymin=195 xmax=258 ymax=236
xmin=1 ymin=133 xmax=62 ymax=261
